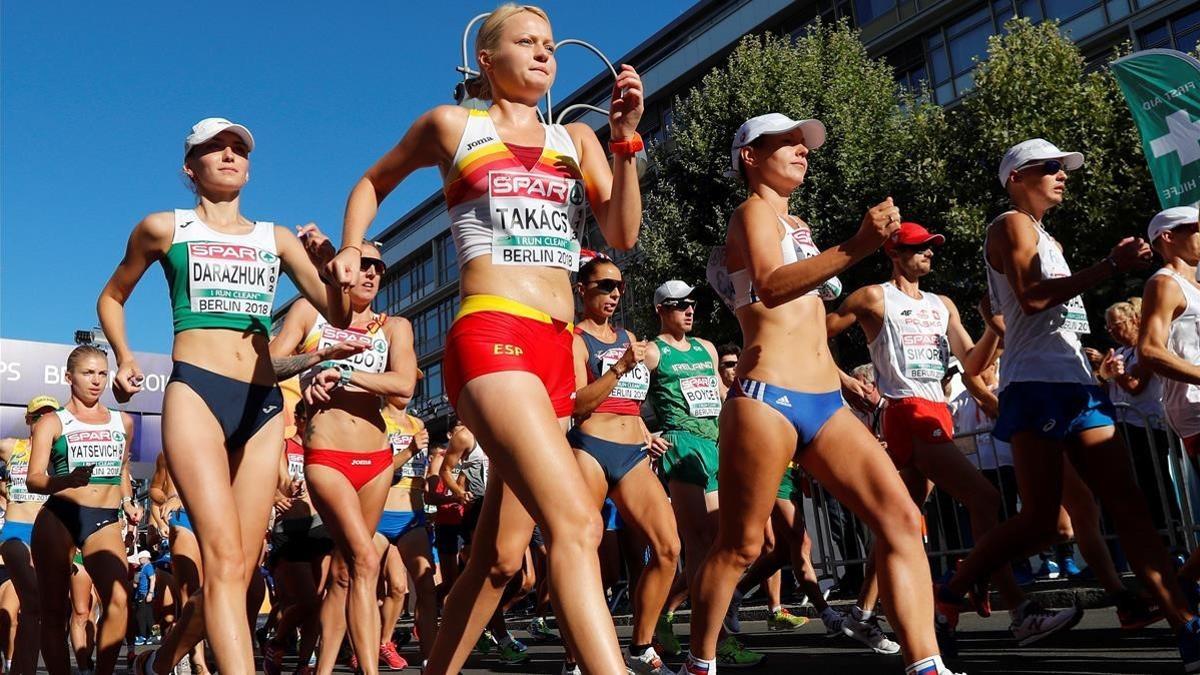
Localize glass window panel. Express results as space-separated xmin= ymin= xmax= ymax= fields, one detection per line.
xmin=947 ymin=20 xmax=993 ymax=76
xmin=1138 ymin=23 xmax=1170 ymax=48
xmin=854 ymin=0 xmax=897 ymax=24
xmin=1177 ymin=7 xmax=1200 ymax=33
xmin=948 ymin=8 xmax=990 ymax=37
xmin=1042 ymin=0 xmax=1095 ymax=17
xmin=996 ymin=8 xmax=1014 ymax=27
xmin=935 ymin=82 xmax=955 ymax=104
xmin=1178 ymin=27 xmax=1200 ymax=54
xmin=954 ymin=71 xmax=976 ymax=96
xmin=928 ymin=31 xmax=943 ymax=49
xmin=1134 ymin=0 xmax=1161 ymax=7
xmin=1019 ymin=0 xmax=1043 ymax=20
xmin=1105 ymin=0 xmax=1130 ymax=21
xmin=1061 ymin=7 xmax=1106 ymax=38
xmin=928 ymin=43 xmax=951 ymax=82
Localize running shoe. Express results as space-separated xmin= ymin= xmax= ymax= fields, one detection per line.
xmin=527 ymin=616 xmax=560 ymax=642
xmin=475 ymin=629 xmax=497 ymax=655
xmin=723 ymin=598 xmax=743 ymax=634
xmin=349 ymin=653 xmax=359 ymax=671
xmin=1116 ymin=592 xmax=1165 ymax=631
xmin=135 ymin=636 xmax=148 ymax=647
xmin=562 ymin=662 xmax=582 ymax=675
xmin=843 ymin=616 xmax=901 ymax=655
xmin=1009 ymin=602 xmax=1083 ymax=646
xmin=496 ymin=636 xmax=530 ymax=665
xmin=934 ymin=584 xmax=966 ymax=631
xmin=1178 ymin=616 xmax=1200 ymax=673
xmin=715 ymin=636 xmax=764 ymax=668
xmin=626 ymin=645 xmax=672 ymax=675
xmin=935 ymin=612 xmax=959 ymax=658
xmin=1035 ymin=558 xmax=1060 ymax=580
xmin=656 ymin=612 xmax=682 ymax=657
xmin=172 ymin=654 xmax=190 ymax=675
xmin=767 ymin=608 xmax=808 ymax=631
xmin=379 ymin=641 xmax=408 ymax=670
xmin=821 ymin=607 xmax=849 ymax=638
xmin=263 ymin=640 xmax=285 ymax=675
xmin=1060 ymin=556 xmax=1083 ymax=579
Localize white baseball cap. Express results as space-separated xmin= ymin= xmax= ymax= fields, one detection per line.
xmin=137 ymin=550 xmax=151 ymax=561
xmin=729 ymin=113 xmax=826 ymax=178
xmin=998 ymin=138 xmax=1083 ymax=187
xmin=184 ymin=117 xmax=255 ymax=158
xmin=1147 ymin=206 xmax=1200 ymax=243
xmin=654 ymin=280 xmax=696 ymax=306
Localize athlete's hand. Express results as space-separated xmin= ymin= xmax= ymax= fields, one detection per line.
xmin=289 ymin=478 xmax=306 ymax=499
xmin=646 ymin=434 xmax=670 ymax=460
xmin=274 ymin=492 xmax=294 ymax=515
xmin=297 ymin=223 xmax=336 ymax=268
xmin=841 ymin=376 xmax=874 ymax=414
xmin=614 ymin=341 xmax=649 ymax=375
xmin=124 ymin=502 xmax=143 ymax=525
xmin=1108 ymin=237 xmax=1152 ymax=272
xmin=609 ymin=65 xmax=644 ymax=140
xmin=414 ymin=429 xmax=430 ymax=451
xmin=303 ymin=368 xmax=341 ymax=405
xmin=113 ymin=360 xmax=145 ymax=402
xmin=320 ymin=340 xmax=367 ymax=362
xmin=854 ymin=197 xmax=901 ymax=250
xmin=61 ymin=466 xmax=93 ymax=490
xmin=326 ymin=247 xmax=361 ymax=291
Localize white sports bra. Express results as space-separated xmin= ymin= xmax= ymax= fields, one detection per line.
xmin=707 ymin=215 xmax=842 ymax=311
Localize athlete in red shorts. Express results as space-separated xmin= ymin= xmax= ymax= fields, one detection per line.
xmin=828 ymin=221 xmax=1079 ymax=645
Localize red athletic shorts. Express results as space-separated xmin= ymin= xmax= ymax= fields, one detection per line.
xmin=882 ymin=397 xmax=955 ymax=469
xmin=305 ymin=447 xmax=393 ymax=491
xmin=443 ymin=295 xmax=575 ymax=418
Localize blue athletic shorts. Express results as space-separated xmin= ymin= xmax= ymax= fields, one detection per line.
xmin=377 ymin=510 xmax=426 ymax=543
xmin=0 ymin=520 xmax=33 ymax=548
xmin=993 ymin=382 xmax=1115 ymax=443
xmin=601 ymin=498 xmax=623 ymax=531
xmin=731 ymin=379 xmax=844 ymax=447
xmin=169 ymin=508 xmax=193 ymax=533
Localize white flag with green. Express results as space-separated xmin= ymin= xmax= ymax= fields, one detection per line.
xmin=1111 ymin=49 xmax=1200 ymax=209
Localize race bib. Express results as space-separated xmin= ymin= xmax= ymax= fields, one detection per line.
xmin=66 ymin=428 xmax=125 ymax=479
xmin=680 ymin=375 xmax=721 ymax=418
xmin=1042 ymin=234 xmax=1090 ymax=335
xmin=489 ymin=170 xmax=585 ymax=269
xmin=1061 ymin=296 xmax=1091 ymax=335
xmin=187 ymin=242 xmax=278 ymax=317
xmin=706 ymin=246 xmax=738 ymax=311
xmin=600 ymin=349 xmax=650 ymax=401
xmin=318 ymin=324 xmax=388 ymax=374
xmin=789 ymin=229 xmax=842 ymax=301
xmin=286 ymin=451 xmax=305 ymax=481
xmin=9 ymin=463 xmax=46 ymax=504
xmin=398 ymin=450 xmax=429 ymax=480
xmin=901 ymin=334 xmax=948 ymax=381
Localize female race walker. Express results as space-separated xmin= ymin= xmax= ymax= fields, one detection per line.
xmin=270 ymin=240 xmax=417 ymax=675
xmin=570 ymin=254 xmax=679 ymax=674
xmin=335 ymin=5 xmax=643 ymax=672
xmin=97 ymin=117 xmax=349 ymax=675
xmin=27 ymin=345 xmax=141 ymax=675
xmin=686 ymin=113 xmax=955 ymax=675
xmin=0 ymin=395 xmax=57 ymax=675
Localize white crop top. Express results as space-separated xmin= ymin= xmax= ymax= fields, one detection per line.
xmin=707 ymin=215 xmax=842 ymax=311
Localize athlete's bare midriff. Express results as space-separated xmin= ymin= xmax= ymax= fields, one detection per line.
xmin=173 ymin=329 xmax=275 ymax=385
xmin=306 ymin=391 xmax=388 ymax=452
xmin=578 ymin=411 xmax=646 ymax=446
xmin=55 ymin=482 xmax=124 ymax=510
xmin=736 ymin=295 xmax=841 ymax=393
xmin=384 ymin=481 xmax=423 ymax=512
xmin=5 ymin=501 xmax=41 ymax=524
xmin=460 ymin=258 xmax=575 ymax=324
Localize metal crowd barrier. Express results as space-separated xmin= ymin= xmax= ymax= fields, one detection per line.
xmin=801 ymin=402 xmax=1198 ymax=584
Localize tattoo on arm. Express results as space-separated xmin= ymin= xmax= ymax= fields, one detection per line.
xmin=272 ymin=353 xmax=322 ymax=380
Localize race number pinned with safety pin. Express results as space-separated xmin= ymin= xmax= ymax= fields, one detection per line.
xmin=489 ymin=170 xmax=585 ymax=270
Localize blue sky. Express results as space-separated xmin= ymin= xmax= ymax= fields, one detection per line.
xmin=1 ymin=2 xmax=691 ymax=354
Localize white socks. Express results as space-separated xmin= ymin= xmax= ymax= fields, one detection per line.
xmin=905 ymin=654 xmax=945 ymax=674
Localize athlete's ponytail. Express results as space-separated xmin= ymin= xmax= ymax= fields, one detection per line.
xmin=469 ymin=4 xmax=551 ymax=102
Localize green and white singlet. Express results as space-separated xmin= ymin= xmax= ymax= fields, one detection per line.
xmin=49 ymin=408 xmax=126 ymax=487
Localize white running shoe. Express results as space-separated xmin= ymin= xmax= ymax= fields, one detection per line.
xmin=1010 ymin=603 xmax=1083 ymax=646
xmin=173 ymin=654 xmax=191 ymax=675
xmin=627 ymin=646 xmax=672 ymax=675
xmin=561 ymin=662 xmax=581 ymax=675
xmin=844 ymin=616 xmax=902 ymax=655
xmin=821 ymin=607 xmax=849 ymax=638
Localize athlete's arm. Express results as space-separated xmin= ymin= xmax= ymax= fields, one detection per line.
xmin=120 ymin=413 xmax=141 ymax=523
xmin=277 ymin=226 xmax=351 ymax=327
xmin=26 ymin=414 xmax=85 ymax=494
xmin=337 ymin=106 xmax=461 ymax=279
xmin=943 ymin=296 xmax=1000 ymax=376
xmin=0 ymin=438 xmax=15 ymax=464
xmin=1138 ymin=273 xmax=1200 ymax=385
xmin=148 ymin=454 xmax=169 ymax=505
xmin=989 ymin=212 xmax=1148 ymax=315
xmin=339 ymin=318 xmax=418 ymax=402
xmin=699 ymin=338 xmax=727 ymax=400
xmin=269 ymin=299 xmax=322 ymax=378
xmin=440 ymin=430 xmax=472 ymax=501
xmin=643 ymin=340 xmax=661 ymax=372
xmin=827 ymin=285 xmax=883 ymax=340
xmin=732 ymin=198 xmax=898 ymax=309
xmin=962 ymin=373 xmax=1000 ymax=419
xmin=97 ymin=212 xmax=173 ymax=402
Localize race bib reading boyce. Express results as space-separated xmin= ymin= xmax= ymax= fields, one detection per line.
xmin=680 ymin=375 xmax=721 ymax=418
xmin=489 ymin=170 xmax=585 ymax=269
xmin=188 ymin=242 xmax=278 ymax=316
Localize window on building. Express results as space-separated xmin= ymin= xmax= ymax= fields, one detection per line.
xmin=1138 ymin=5 xmax=1200 ymax=53
xmin=437 ymin=234 xmax=459 ymax=285
xmin=854 ymin=0 xmax=897 ymax=25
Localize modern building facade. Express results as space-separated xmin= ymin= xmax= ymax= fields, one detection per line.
xmin=280 ymin=0 xmax=1199 ymax=427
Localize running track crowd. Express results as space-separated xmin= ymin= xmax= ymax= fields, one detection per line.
xmin=3 ymin=5 xmax=1200 ymax=675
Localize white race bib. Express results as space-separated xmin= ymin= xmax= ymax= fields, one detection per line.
xmin=680 ymin=375 xmax=721 ymax=418
xmin=9 ymin=461 xmax=45 ymax=504
xmin=187 ymin=242 xmax=278 ymax=317
xmin=600 ymin=349 xmax=650 ymax=401
xmin=318 ymin=324 xmax=388 ymax=374
xmin=901 ymin=333 xmax=948 ymax=381
xmin=286 ymin=451 xmax=305 ymax=481
xmin=789 ymin=229 xmax=842 ymax=300
xmin=65 ymin=429 xmax=124 ymax=478
xmin=488 ymin=170 xmax=584 ymax=269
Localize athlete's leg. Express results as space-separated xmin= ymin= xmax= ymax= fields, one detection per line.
xmin=314 ymin=553 xmax=349 ymax=675
xmin=166 ymin=525 xmax=208 ymax=673
xmin=761 ymin=523 xmax=782 ymax=609
xmin=154 ymin=386 xmax=283 ymax=675
xmin=1060 ymin=462 xmax=1125 ymax=595
xmin=376 ymin=538 xmax=407 ymax=652
xmin=611 ymin=460 xmax=680 ymax=649
xmin=1068 ymin=427 xmax=1193 ymax=627
xmin=245 ymin=565 xmax=266 ymax=635
xmin=799 ymin=410 xmax=937 ymax=662
xmin=431 ymin=371 xmax=621 ymax=674
xmin=913 ymin=440 xmax=1024 ymax=608
xmin=669 ymin=481 xmax=719 ymax=595
xmin=0 ymin=580 xmax=15 ymax=671
xmin=70 ymin=563 xmax=97 ymax=671
xmin=0 ymin=538 xmax=41 ymax=675
xmin=307 ymin=466 xmax=392 ymax=675
xmin=81 ymin=523 xmax=132 ymax=675
xmin=31 ymin=509 xmax=76 ymax=675
xmin=772 ymin=500 xmax=831 ymax=613
xmin=396 ymin=528 xmax=439 ymax=662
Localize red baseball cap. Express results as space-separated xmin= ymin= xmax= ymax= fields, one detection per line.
xmin=885 ymin=222 xmax=945 ymax=251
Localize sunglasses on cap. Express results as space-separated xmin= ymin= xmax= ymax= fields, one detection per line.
xmin=1019 ymin=159 xmax=1064 ymax=176
xmin=589 ymin=278 xmax=626 ymax=294
xmin=661 ymin=298 xmax=697 ymax=310
xmin=360 ymin=257 xmax=385 ymax=274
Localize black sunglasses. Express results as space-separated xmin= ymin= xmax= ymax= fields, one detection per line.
xmin=1020 ymin=159 xmax=1063 ymax=176
xmin=661 ymin=298 xmax=697 ymax=310
xmin=589 ymin=278 xmax=626 ymax=294
xmin=360 ymin=257 xmax=385 ymax=274
xmin=719 ymin=360 xmax=738 ymax=368
xmin=896 ymin=243 xmax=934 ymax=253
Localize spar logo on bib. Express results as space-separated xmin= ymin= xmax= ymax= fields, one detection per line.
xmin=191 ymin=242 xmax=260 ymax=262
xmin=321 ymin=326 xmax=374 ymax=349
xmin=490 ymin=173 xmax=574 ymax=204
xmin=67 ymin=429 xmax=115 ymax=444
